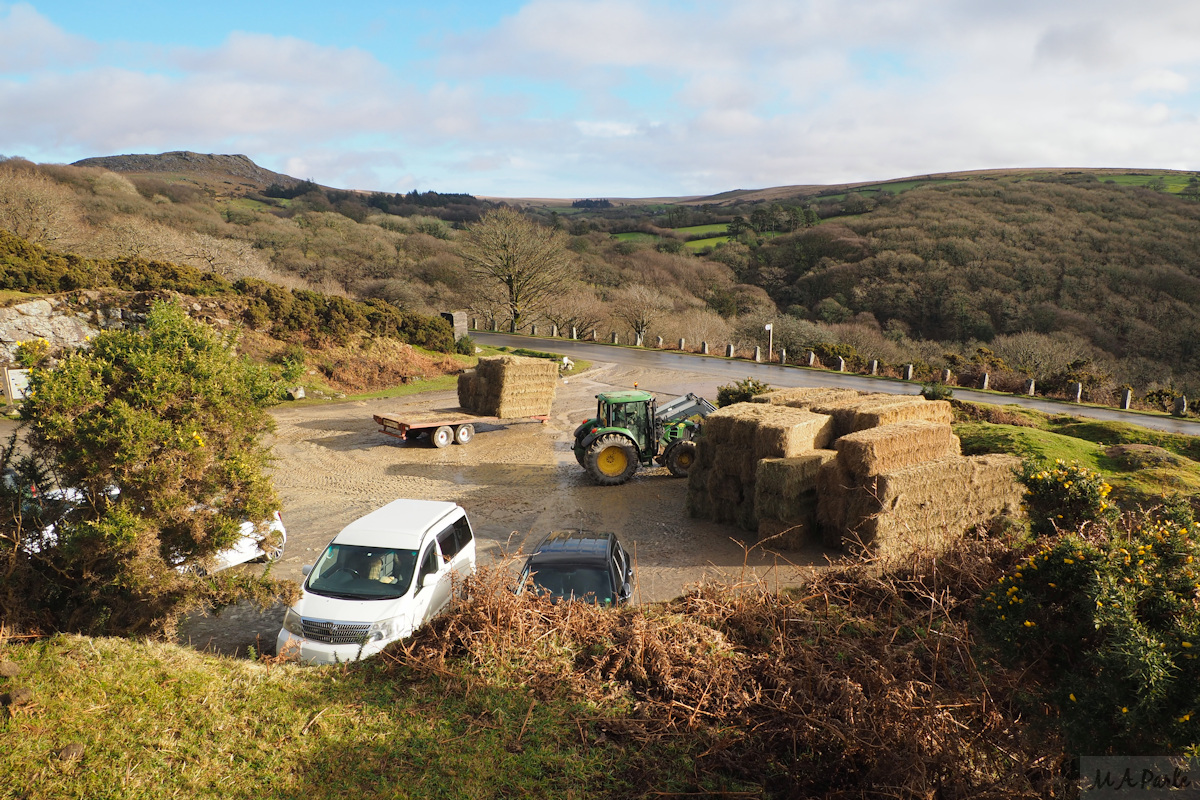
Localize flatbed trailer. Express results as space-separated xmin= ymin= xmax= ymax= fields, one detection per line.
xmin=373 ymin=408 xmax=549 ymax=448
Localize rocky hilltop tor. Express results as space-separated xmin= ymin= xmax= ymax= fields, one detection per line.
xmin=71 ymin=150 xmax=304 ymax=196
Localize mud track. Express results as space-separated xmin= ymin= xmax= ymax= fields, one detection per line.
xmin=178 ymin=361 xmax=839 ymax=656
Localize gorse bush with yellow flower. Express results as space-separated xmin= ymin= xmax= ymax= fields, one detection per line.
xmin=975 ymin=506 xmax=1200 ymax=753
xmin=1019 ymin=458 xmax=1115 ymax=536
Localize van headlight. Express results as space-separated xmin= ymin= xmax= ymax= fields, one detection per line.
xmin=281 ymin=608 xmax=304 ymax=636
xmin=366 ymin=616 xmax=407 ymax=643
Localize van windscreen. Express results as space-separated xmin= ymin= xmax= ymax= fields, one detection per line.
xmin=306 ymin=544 xmax=418 ymax=600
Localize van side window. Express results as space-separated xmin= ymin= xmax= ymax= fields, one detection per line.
xmin=453 ymin=517 xmax=473 ymax=551
xmin=417 ymin=544 xmax=439 ymax=587
xmin=436 ymin=527 xmax=457 ymax=561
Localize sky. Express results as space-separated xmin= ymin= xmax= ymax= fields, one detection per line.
xmin=2 ymin=0 xmax=1200 ymax=198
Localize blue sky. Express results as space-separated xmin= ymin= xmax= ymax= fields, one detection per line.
xmin=3 ymin=1 xmax=1200 ymax=198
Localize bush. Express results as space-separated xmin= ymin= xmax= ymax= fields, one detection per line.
xmin=920 ymin=382 xmax=953 ymax=401
xmin=716 ymin=377 xmax=771 ymax=407
xmin=975 ymin=508 xmax=1200 ymax=753
xmin=1019 ymin=458 xmax=1115 ymax=536
xmin=454 ymin=335 xmax=476 ymax=356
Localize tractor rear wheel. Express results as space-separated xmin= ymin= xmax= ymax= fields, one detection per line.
xmin=663 ymin=440 xmax=698 ymax=478
xmin=585 ymin=434 xmax=639 ymax=485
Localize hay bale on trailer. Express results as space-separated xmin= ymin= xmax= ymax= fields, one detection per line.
xmin=459 ymin=355 xmax=557 ymax=418
xmin=838 ymin=454 xmax=1023 ymax=560
xmin=834 ymin=420 xmax=961 ymax=478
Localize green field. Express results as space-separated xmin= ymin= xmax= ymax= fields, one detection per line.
xmin=673 ymin=223 xmax=729 ymax=236
xmin=684 ymin=236 xmax=730 ymax=250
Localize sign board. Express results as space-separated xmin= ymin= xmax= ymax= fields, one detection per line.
xmin=3 ymin=367 xmax=30 ymax=404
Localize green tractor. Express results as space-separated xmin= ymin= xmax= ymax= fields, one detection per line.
xmin=573 ymin=390 xmax=715 ymax=485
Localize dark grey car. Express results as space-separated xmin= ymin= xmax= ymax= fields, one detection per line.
xmin=518 ymin=529 xmax=634 ymax=605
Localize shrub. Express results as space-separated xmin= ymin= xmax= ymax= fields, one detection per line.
xmin=920 ymin=382 xmax=953 ymax=401
xmin=975 ymin=508 xmax=1200 ymax=753
xmin=14 ymin=338 xmax=51 ymax=368
xmin=716 ymin=377 xmax=771 ymax=407
xmin=454 ymin=335 xmax=476 ymax=355
xmin=1019 ymin=458 xmax=1115 ymax=536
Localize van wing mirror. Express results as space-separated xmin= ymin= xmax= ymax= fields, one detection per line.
xmin=301 ymin=564 xmax=313 ymax=577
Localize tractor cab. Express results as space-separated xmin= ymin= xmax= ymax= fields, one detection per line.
xmin=594 ymin=390 xmax=656 ymax=455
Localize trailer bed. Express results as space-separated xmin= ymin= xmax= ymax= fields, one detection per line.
xmin=373 ymin=408 xmax=548 ymax=447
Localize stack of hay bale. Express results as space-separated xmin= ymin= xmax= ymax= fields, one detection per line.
xmin=457 ymin=355 xmax=557 ymax=418
xmin=687 ymin=389 xmax=1023 ymax=559
xmin=686 ymin=403 xmax=833 ymax=531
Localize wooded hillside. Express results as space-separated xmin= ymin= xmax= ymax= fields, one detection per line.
xmin=2 ymin=154 xmax=1199 ymax=395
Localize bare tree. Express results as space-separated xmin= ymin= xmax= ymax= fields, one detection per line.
xmin=0 ymin=162 xmax=84 ymax=247
xmin=458 ymin=208 xmax=575 ymax=331
xmin=611 ymin=284 xmax=672 ymax=343
xmin=539 ymin=283 xmax=607 ymax=336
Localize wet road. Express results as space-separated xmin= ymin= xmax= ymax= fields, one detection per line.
xmin=476 ymin=332 xmax=1200 ymax=436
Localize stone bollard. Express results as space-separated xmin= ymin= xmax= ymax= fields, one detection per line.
xmin=903 ymin=364 xmax=914 ymax=381
xmin=570 ymin=326 xmax=577 ymax=340
xmin=611 ymin=331 xmax=619 ymax=344
xmin=980 ymin=373 xmax=989 ymax=391
xmin=870 ymin=359 xmax=878 ymax=375
xmin=940 ymin=368 xmax=952 ymax=384
xmin=701 ymin=341 xmax=709 ymax=355
xmin=1174 ymin=396 xmax=1189 ymax=416
xmin=780 ymin=348 xmax=787 ymax=364
xmin=656 ymin=336 xmax=664 ymax=348
xmin=1025 ymin=379 xmax=1036 ymax=396
xmin=530 ymin=324 xmax=537 ymax=336
xmin=754 ymin=346 xmax=762 ymax=363
xmin=470 ymin=317 xmax=477 ymax=331
xmin=807 ymin=350 xmax=817 ymax=367
xmin=491 ymin=319 xmax=498 ymax=332
xmin=550 ymin=324 xmax=558 ymax=338
xmin=1121 ymin=388 xmax=1132 ymax=410
xmin=590 ymin=329 xmax=597 ymax=341
xmin=1072 ymin=382 xmax=1083 ymax=403
xmin=726 ymin=343 xmax=735 ymax=358
xmin=837 ymin=356 xmax=846 ymax=372
xmin=678 ymin=338 xmax=686 ymax=351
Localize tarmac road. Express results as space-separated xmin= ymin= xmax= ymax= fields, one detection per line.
xmin=476 ymin=332 xmax=1200 ymax=436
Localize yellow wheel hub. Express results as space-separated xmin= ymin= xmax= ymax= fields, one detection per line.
xmin=678 ymin=450 xmax=694 ymax=468
xmin=597 ymin=446 xmax=628 ymax=476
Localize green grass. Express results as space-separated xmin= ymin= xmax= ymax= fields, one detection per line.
xmin=0 ymin=289 xmax=40 ymax=306
xmin=610 ymin=232 xmax=657 ymax=242
xmin=684 ymin=235 xmax=730 ymax=250
xmin=0 ymin=635 xmax=642 ymax=799
xmin=1101 ymin=173 xmax=1196 ymax=192
xmin=672 ymin=223 xmax=728 ymax=236
xmin=955 ymin=412 xmax=1200 ymax=510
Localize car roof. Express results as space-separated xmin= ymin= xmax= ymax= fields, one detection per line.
xmin=526 ymin=529 xmax=617 ymax=566
xmin=332 ymin=498 xmax=462 ymax=549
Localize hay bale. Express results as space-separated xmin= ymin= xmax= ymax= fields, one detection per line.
xmin=754 ymin=451 xmax=834 ymax=524
xmin=461 ymin=355 xmax=557 ymax=418
xmin=850 ymin=398 xmax=952 ymax=432
xmin=834 ymin=421 xmax=961 ymax=478
xmin=811 ymin=393 xmax=914 ymax=437
xmin=751 ymin=387 xmax=861 ymax=407
xmin=757 ymin=518 xmax=820 ymax=550
xmin=842 ymin=454 xmax=1023 ymax=560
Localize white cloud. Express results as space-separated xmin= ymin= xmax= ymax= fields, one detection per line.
xmin=0 ymin=3 xmax=96 ymax=71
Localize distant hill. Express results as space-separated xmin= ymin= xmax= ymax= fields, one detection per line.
xmin=71 ymin=151 xmax=305 ymax=197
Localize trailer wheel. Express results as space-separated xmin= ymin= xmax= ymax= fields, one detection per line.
xmin=663 ymin=440 xmax=698 ymax=478
xmin=585 ymin=434 xmax=639 ymax=485
xmin=432 ymin=425 xmax=453 ymax=448
xmin=454 ymin=424 xmax=474 ymax=445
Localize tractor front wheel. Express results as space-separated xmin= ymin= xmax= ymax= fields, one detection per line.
xmin=585 ymin=434 xmax=639 ymax=486
xmin=663 ymin=440 xmax=698 ymax=478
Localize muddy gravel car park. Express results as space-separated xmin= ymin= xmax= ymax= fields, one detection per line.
xmin=177 ymin=359 xmax=834 ymax=656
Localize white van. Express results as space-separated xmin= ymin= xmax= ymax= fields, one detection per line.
xmin=276 ymin=498 xmax=476 ymax=664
